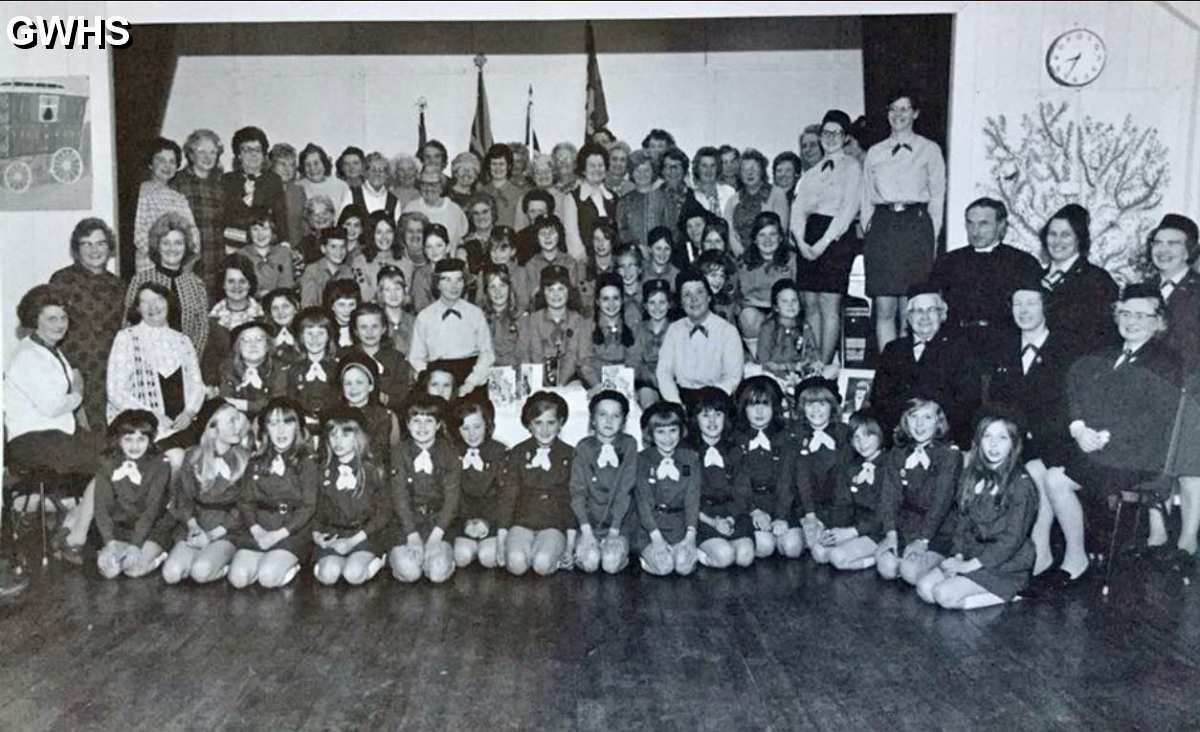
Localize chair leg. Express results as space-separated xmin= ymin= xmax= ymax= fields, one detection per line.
xmin=39 ymin=482 xmax=49 ymax=567
xmin=1102 ymin=499 xmax=1125 ymax=596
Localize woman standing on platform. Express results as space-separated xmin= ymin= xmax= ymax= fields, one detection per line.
xmin=123 ymin=212 xmax=210 ymax=358
xmin=860 ymin=91 xmax=946 ymax=351
xmin=791 ymin=110 xmax=863 ymax=364
xmin=561 ymin=143 xmax=617 ymax=263
xmin=49 ymin=218 xmax=126 ymax=431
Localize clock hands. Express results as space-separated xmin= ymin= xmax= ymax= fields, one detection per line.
xmin=1066 ymin=53 xmax=1082 ymax=74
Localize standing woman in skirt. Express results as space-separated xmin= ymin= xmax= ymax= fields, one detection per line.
xmin=860 ymin=91 xmax=946 ymax=351
xmin=790 ymin=110 xmax=863 ymax=364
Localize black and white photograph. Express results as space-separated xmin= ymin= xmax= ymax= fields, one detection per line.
xmin=2 ymin=2 xmax=1199 ymax=730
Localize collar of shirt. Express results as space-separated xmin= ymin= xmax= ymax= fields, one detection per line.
xmin=362 ymin=181 xmax=388 ymax=197
xmin=1021 ymin=329 xmax=1049 ymax=351
xmin=1162 ymin=270 xmax=1188 ymax=287
xmin=578 ymin=181 xmax=614 ymax=213
xmin=971 ymin=242 xmax=1000 ymax=254
xmin=1050 ymin=254 xmax=1079 ymax=275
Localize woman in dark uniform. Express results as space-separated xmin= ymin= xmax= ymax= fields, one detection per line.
xmin=1038 ymin=204 xmax=1119 ymax=360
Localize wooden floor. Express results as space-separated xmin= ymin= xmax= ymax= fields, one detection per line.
xmin=2 ymin=542 xmax=1198 ymax=731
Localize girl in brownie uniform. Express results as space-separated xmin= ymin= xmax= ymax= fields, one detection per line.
xmin=811 ymin=411 xmax=888 ymax=570
xmin=634 ymin=401 xmax=702 ymax=576
xmin=570 ymin=390 xmax=638 ymax=574
xmin=689 ymin=387 xmax=755 ymax=569
xmin=311 ymin=406 xmax=390 ymax=586
xmin=452 ymin=398 xmax=510 ymax=569
xmin=389 ymin=394 xmax=461 ymax=584
xmin=94 ymin=410 xmax=173 ymax=579
xmin=732 ymin=375 xmax=800 ymax=558
xmin=228 ymin=398 xmax=318 ymax=589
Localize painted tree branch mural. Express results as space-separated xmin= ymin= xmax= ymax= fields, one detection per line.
xmin=981 ymin=101 xmax=1169 ymax=283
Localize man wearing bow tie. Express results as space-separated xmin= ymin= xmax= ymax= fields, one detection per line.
xmin=929 ymin=198 xmax=1042 ymax=368
xmin=220 ymin=126 xmax=287 ymax=255
xmin=408 ymin=258 xmax=495 ymax=396
xmin=656 ymin=270 xmax=745 ymax=412
xmin=860 ymin=91 xmax=947 ymax=352
xmin=868 ymin=282 xmax=982 ymax=448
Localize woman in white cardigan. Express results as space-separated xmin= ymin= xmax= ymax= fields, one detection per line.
xmin=4 ymin=284 xmax=106 ymax=562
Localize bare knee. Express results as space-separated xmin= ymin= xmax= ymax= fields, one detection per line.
xmin=477 ymin=538 xmax=499 ymax=568
xmin=702 ymin=540 xmax=735 ymax=569
xmin=531 ymin=549 xmax=558 ymax=576
xmin=314 ymin=558 xmax=342 ymax=586
xmin=577 ymin=544 xmax=601 ymax=573
xmin=600 ymin=542 xmax=628 ymax=574
xmin=876 ymin=553 xmax=899 ymax=580
xmin=506 ymin=548 xmax=530 ymax=576
xmin=933 ymin=584 xmax=962 ymax=609
xmin=916 ymin=574 xmax=941 ymax=604
xmin=162 ymin=559 xmax=189 ymax=585
xmin=228 ymin=564 xmax=257 ymax=589
xmin=899 ymin=558 xmax=927 ymax=586
xmin=754 ymin=531 xmax=776 ymax=558
xmin=454 ymin=539 xmax=476 ymax=568
xmin=734 ymin=539 xmax=755 ymax=567
xmin=810 ymin=543 xmax=832 ymax=564
xmin=390 ymin=549 xmax=422 ymax=583
xmin=778 ymin=530 xmax=804 ymax=559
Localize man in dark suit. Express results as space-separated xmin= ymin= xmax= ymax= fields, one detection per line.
xmin=868 ymin=282 xmax=983 ymax=448
xmin=1060 ymin=284 xmax=1182 ymax=576
xmin=1144 ymin=213 xmax=1200 ymax=566
xmin=220 ymin=126 xmax=287 ymax=256
xmin=929 ymin=197 xmax=1042 ymax=368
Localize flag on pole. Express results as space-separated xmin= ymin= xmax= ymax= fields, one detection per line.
xmin=470 ymin=54 xmax=494 ymax=159
xmin=525 ymin=84 xmax=541 ymax=153
xmin=584 ymin=21 xmax=609 ymax=143
xmin=416 ymin=97 xmax=428 ymax=155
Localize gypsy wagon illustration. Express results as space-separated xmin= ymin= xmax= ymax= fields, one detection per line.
xmin=0 ymin=80 xmax=88 ymax=193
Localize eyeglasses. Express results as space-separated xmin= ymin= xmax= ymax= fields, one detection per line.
xmin=820 ymin=131 xmax=844 ymax=138
xmin=909 ymin=307 xmax=944 ymax=317
xmin=1115 ymin=310 xmax=1159 ymax=321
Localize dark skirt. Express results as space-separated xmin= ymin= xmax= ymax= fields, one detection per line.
xmin=314 ymin=537 xmax=378 ymax=560
xmin=106 ymin=514 xmax=176 ymax=550
xmin=864 ymin=205 xmax=934 ymax=296
xmin=696 ymin=512 xmax=755 ymax=544
xmin=1168 ymin=377 xmax=1200 ymax=476
xmin=5 ymin=429 xmax=104 ymax=481
xmin=795 ymin=214 xmax=859 ymax=294
xmin=633 ymin=508 xmax=689 ymax=550
xmin=236 ymin=528 xmax=313 ymax=560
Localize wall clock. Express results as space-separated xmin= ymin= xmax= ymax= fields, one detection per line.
xmin=1046 ymin=28 xmax=1107 ymax=87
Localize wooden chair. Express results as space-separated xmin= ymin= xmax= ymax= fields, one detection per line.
xmin=3 ymin=463 xmax=88 ymax=567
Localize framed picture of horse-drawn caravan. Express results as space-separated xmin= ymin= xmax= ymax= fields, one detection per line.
xmin=0 ymin=75 xmax=92 ymax=211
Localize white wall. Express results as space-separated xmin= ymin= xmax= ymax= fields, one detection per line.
xmin=159 ymin=18 xmax=864 ymax=167
xmin=1 ymin=0 xmax=118 ymax=363
xmin=945 ymin=1 xmax=1200 ymax=282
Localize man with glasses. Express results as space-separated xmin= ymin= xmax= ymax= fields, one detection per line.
xmin=221 ymin=126 xmax=287 ymax=256
xmin=868 ymin=282 xmax=981 ymax=448
xmin=402 ymin=165 xmax=469 ymax=249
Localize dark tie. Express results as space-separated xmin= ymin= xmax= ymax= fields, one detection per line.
xmin=1041 ymin=270 xmax=1064 ymax=290
xmin=442 ymin=308 xmax=461 ymax=320
xmin=690 ymin=325 xmax=708 ymax=338
xmin=821 ymin=160 xmax=834 ymax=171
xmin=1022 ymin=343 xmax=1038 ymax=355
xmin=913 ymin=338 xmax=929 ymax=361
xmin=891 ymin=143 xmax=912 ymax=156
xmin=1113 ymin=348 xmax=1134 ymax=370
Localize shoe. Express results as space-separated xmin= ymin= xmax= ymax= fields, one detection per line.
xmin=58 ymin=541 xmax=85 ymax=566
xmin=1060 ymin=564 xmax=1091 ymax=589
xmin=1162 ymin=548 xmax=1197 ymax=574
xmin=1141 ymin=544 xmax=1175 ymax=563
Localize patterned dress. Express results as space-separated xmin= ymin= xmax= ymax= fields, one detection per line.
xmin=49 ymin=263 xmax=126 ymax=429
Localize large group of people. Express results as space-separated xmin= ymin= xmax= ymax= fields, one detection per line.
xmin=3 ymin=88 xmax=1198 ymax=608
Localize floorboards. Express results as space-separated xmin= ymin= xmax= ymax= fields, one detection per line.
xmin=2 ymin=547 xmax=1198 ymax=731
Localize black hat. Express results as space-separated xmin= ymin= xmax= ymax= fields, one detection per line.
xmin=795 ymin=375 xmax=842 ymax=403
xmin=595 ymin=271 xmax=623 ymax=293
xmin=1012 ymin=269 xmax=1046 ymax=296
xmin=320 ymin=404 xmax=367 ymax=430
xmin=336 ymin=350 xmax=379 ymax=386
xmin=1155 ymin=213 xmax=1198 ymax=243
xmin=244 ymin=204 xmax=274 ymax=227
xmin=1120 ymin=282 xmax=1164 ymax=305
xmin=107 ymin=408 xmax=158 ymax=438
xmin=906 ymin=281 xmax=942 ymax=299
xmin=540 ymin=264 xmax=572 ymax=288
xmin=435 ymin=258 xmax=467 ymax=275
xmin=229 ymin=319 xmax=271 ymax=346
xmin=821 ymin=109 xmax=853 ymax=133
xmin=589 ymin=389 xmax=630 ymax=418
xmin=256 ymin=396 xmax=310 ymax=428
xmin=642 ymin=278 xmax=672 ymax=300
xmin=262 ymin=287 xmax=300 ymax=309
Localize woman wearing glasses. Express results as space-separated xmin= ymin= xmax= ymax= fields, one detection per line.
xmin=790 ymin=110 xmax=863 ymax=365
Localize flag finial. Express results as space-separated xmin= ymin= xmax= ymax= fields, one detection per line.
xmin=416 ymin=96 xmax=427 ymax=111
xmin=474 ymin=53 xmax=487 ymax=69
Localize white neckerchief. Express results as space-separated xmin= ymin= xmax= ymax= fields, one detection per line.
xmin=597 ymin=443 xmax=620 ymax=469
xmin=462 ymin=447 xmax=484 ymax=472
xmin=336 ymin=464 xmax=358 ymax=491
xmin=578 ymin=181 xmax=614 ymax=215
xmin=527 ymin=445 xmax=552 ymax=471
xmin=703 ymin=445 xmax=724 ymax=468
xmin=748 ymin=430 xmax=771 ymax=452
xmin=413 ymin=448 xmax=434 ymax=475
xmin=112 ymin=460 xmax=142 ymax=485
xmin=655 ymin=456 xmax=681 ymax=481
xmin=905 ymin=445 xmax=931 ymax=470
xmin=240 ymin=365 xmax=264 ymax=390
xmin=269 ymin=454 xmax=286 ymax=476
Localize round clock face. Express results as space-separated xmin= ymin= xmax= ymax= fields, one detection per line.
xmin=1047 ymin=29 xmax=1107 ymax=87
